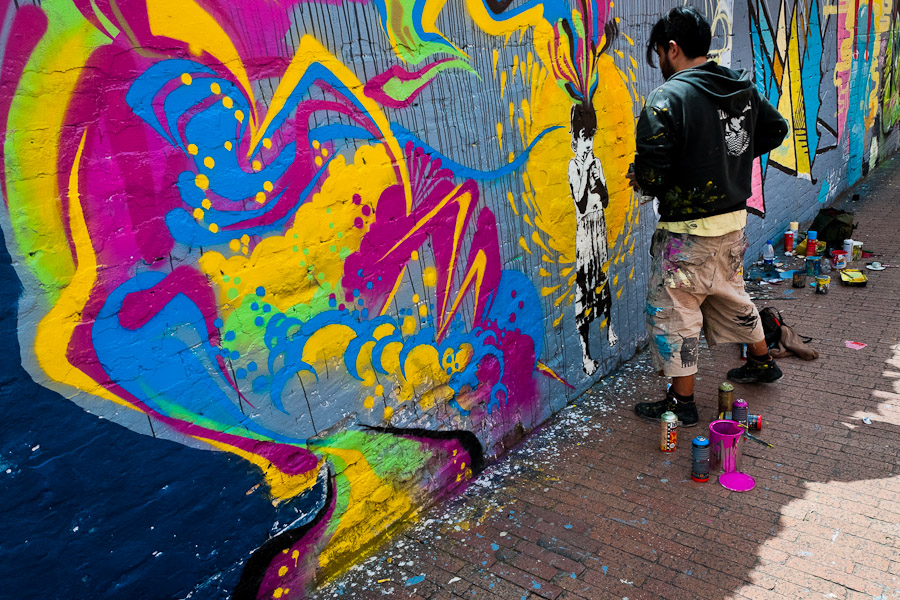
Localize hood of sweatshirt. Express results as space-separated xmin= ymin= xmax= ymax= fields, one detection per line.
xmin=667 ymin=61 xmax=755 ymax=116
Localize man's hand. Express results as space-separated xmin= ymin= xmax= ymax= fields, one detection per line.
xmin=626 ymin=170 xmax=641 ymax=192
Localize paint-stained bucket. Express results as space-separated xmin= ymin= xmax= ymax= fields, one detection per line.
xmin=815 ymin=275 xmax=830 ymax=294
xmin=806 ymin=256 xmax=820 ymax=276
xmin=709 ymin=419 xmax=744 ymax=473
xmin=792 ymin=271 xmax=807 ymax=288
xmin=832 ymin=250 xmax=848 ymax=269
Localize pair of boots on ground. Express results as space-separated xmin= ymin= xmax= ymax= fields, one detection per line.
xmin=634 ymin=352 xmax=782 ymax=427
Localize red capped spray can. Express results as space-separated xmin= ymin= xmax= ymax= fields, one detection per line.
xmin=661 ymin=411 xmax=677 ymax=452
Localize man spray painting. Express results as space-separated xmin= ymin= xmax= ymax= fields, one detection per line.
xmin=549 ymin=0 xmax=619 ymax=375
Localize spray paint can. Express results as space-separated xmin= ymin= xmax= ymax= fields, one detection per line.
xmin=806 ymin=231 xmax=818 ymax=257
xmin=732 ymin=399 xmax=749 ymax=427
xmin=784 ymin=230 xmax=794 ymax=253
xmin=718 ymin=382 xmax=735 ymax=418
xmin=747 ymin=414 xmax=763 ymax=431
xmin=691 ymin=436 xmax=710 ymax=482
xmin=661 ymin=411 xmax=677 ymax=453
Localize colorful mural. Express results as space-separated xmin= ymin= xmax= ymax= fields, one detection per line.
xmin=747 ymin=0 xmax=900 ymax=213
xmin=1 ymin=0 xmax=899 ymax=598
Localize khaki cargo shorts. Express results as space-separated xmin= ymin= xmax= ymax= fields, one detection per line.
xmin=646 ymin=228 xmax=765 ymax=377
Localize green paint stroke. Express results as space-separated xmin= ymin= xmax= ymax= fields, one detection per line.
xmin=382 ymin=59 xmax=474 ymax=102
xmin=384 ymin=0 xmax=466 ymax=65
xmin=4 ymin=0 xmax=111 ymax=300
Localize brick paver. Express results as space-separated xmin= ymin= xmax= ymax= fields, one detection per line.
xmin=311 ymin=157 xmax=900 ymax=599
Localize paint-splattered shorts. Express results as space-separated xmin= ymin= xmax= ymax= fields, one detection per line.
xmin=646 ymin=228 xmax=765 ymax=377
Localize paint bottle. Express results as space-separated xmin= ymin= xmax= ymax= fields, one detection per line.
xmin=806 ymin=231 xmax=818 ymax=257
xmin=843 ymin=239 xmax=854 ymax=257
xmin=732 ymin=399 xmax=749 ymax=427
xmin=691 ymin=436 xmax=710 ymax=482
xmin=763 ymin=240 xmax=775 ymax=272
xmin=784 ymin=230 xmax=794 ymax=253
xmin=661 ymin=411 xmax=677 ymax=453
xmin=718 ymin=382 xmax=735 ymax=419
xmin=746 ymin=414 xmax=763 ymax=431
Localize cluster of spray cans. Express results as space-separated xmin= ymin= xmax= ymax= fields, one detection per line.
xmin=660 ymin=382 xmax=764 ymax=483
xmin=716 ymin=382 xmax=763 ymax=429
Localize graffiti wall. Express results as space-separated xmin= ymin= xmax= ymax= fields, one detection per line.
xmin=0 ymin=0 xmax=897 ymax=597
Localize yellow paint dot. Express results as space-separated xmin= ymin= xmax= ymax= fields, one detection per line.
xmin=291 ymin=550 xmax=299 ymax=560
xmin=314 ymin=156 xmax=323 ymax=166
xmin=229 ymin=239 xmax=240 ymax=252
xmin=411 ymin=250 xmax=419 ymax=261
xmin=418 ymin=304 xmax=428 ymax=317
xmin=222 ymin=96 xmax=234 ymax=109
xmin=263 ymin=181 xmax=273 ymax=192
xmin=255 ymin=192 xmax=266 ymax=204
xmin=412 ymin=294 xmax=420 ymax=303
xmin=235 ymin=110 xmax=244 ymax=123
xmin=202 ymin=198 xmax=211 ymax=209
xmin=252 ymin=160 xmax=262 ymax=170
xmin=273 ymin=589 xmax=283 ymax=599
xmin=209 ymin=223 xmax=219 ymax=233
xmin=423 ymin=267 xmax=437 ymax=287
xmin=224 ymin=141 xmax=233 ymax=151
xmin=364 ymin=396 xmax=375 ymax=409
xmin=203 ymin=156 xmax=215 ymax=169
xmin=193 ymin=208 xmax=204 ymax=220
xmin=402 ymin=316 xmax=417 ymax=335
xmin=321 ymin=148 xmax=329 ymax=157
xmin=384 ymin=406 xmax=394 ymax=420
xmin=181 ymin=73 xmax=192 ymax=85
xmin=278 ymin=566 xmax=288 ymax=577
xmin=210 ymin=82 xmax=221 ymax=95
xmin=263 ymin=138 xmax=272 ymax=149
xmin=241 ymin=234 xmax=250 ymax=244
xmin=195 ymin=174 xmax=209 ymax=190
xmin=312 ymin=140 xmax=321 ymax=149
xmin=375 ymin=385 xmax=384 ymax=396
xmin=187 ymin=144 xmax=199 ymax=155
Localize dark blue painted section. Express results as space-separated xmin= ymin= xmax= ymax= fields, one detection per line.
xmin=0 ymin=226 xmax=301 ymax=599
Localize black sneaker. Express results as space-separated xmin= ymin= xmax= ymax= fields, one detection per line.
xmin=634 ymin=392 xmax=699 ymax=427
xmin=727 ymin=356 xmax=783 ymax=383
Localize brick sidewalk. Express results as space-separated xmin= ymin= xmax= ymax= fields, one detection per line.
xmin=311 ymin=157 xmax=900 ymax=600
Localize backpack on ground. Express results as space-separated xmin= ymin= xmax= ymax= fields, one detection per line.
xmin=759 ymin=307 xmax=785 ymax=347
xmin=759 ymin=306 xmax=817 ymax=360
xmin=809 ymin=208 xmax=857 ymax=251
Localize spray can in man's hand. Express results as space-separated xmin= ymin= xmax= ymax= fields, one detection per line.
xmin=628 ymin=163 xmax=655 ymax=205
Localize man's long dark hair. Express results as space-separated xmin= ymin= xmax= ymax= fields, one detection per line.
xmin=646 ymin=6 xmax=712 ymax=67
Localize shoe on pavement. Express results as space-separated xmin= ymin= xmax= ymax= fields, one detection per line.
xmin=727 ymin=356 xmax=783 ymax=384
xmin=634 ymin=391 xmax=699 ymax=427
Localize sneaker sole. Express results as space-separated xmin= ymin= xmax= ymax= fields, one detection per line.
xmin=727 ymin=372 xmax=784 ymax=384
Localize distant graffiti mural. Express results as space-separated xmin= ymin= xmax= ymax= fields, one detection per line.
xmin=2 ymin=0 xmax=899 ymax=598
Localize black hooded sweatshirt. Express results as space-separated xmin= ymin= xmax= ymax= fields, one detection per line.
xmin=633 ymin=61 xmax=788 ymax=222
